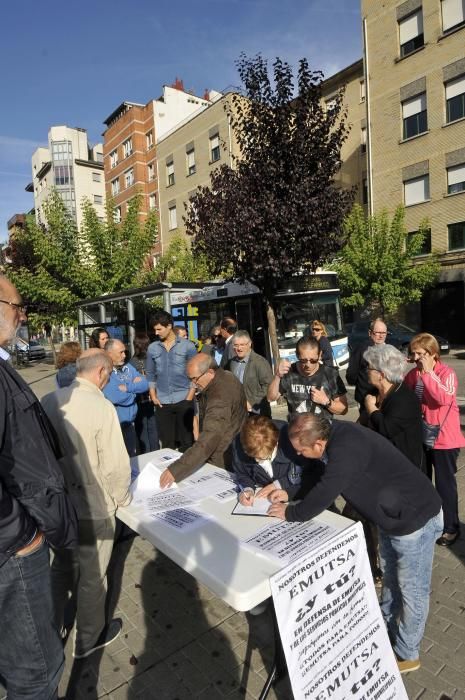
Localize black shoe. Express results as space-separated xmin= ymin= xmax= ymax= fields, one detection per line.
xmin=73 ymin=618 xmax=122 ymax=659
xmin=436 ymin=532 xmax=460 ymax=547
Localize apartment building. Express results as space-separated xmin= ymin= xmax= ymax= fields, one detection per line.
xmin=102 ymin=80 xmax=213 ymax=254
xmin=26 ymin=126 xmax=105 ymax=230
xmin=321 ymin=59 xmax=368 ymax=207
xmin=156 ymin=67 xmax=368 ymax=253
xmin=156 ymin=92 xmax=239 ymax=251
xmin=362 ymin=0 xmax=465 ymax=341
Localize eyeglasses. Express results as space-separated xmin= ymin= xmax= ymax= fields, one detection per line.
xmin=298 ymin=357 xmax=319 ymax=365
xmin=410 ymin=350 xmax=428 ymax=358
xmin=0 ymin=299 xmax=27 ymax=313
xmin=189 ymin=371 xmax=207 ymax=385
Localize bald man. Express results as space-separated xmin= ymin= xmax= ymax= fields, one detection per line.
xmin=0 ymin=275 xmax=77 ymax=697
xmin=42 ymin=349 xmax=131 ymax=659
xmin=160 ymin=353 xmax=248 ymax=487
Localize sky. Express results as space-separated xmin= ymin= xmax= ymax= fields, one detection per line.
xmin=0 ymin=0 xmax=362 ymax=240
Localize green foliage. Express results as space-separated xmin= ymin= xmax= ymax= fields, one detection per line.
xmin=7 ymin=190 xmax=157 ymax=324
xmin=139 ymin=234 xmax=217 ymax=284
xmin=333 ymin=204 xmax=440 ymax=316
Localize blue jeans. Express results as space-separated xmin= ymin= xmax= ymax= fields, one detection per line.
xmin=379 ymin=509 xmax=443 ymax=661
xmin=0 ymin=539 xmax=64 ymax=699
xmin=135 ymin=400 xmax=160 ymax=454
xmin=121 ymin=421 xmax=137 ymax=458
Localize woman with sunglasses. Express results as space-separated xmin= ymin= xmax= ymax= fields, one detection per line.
xmin=404 ymin=333 xmax=465 ymax=547
xmin=310 ymin=321 xmax=335 ymax=367
xmin=267 ymin=337 xmax=348 ymax=420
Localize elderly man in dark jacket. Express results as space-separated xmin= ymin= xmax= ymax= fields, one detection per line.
xmin=0 ymin=275 xmax=77 ymax=698
xmin=225 ymin=330 xmax=273 ymax=416
xmin=160 ymin=353 xmax=248 ymax=486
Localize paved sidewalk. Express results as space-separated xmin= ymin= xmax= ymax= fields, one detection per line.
xmin=52 ymin=464 xmax=465 ymax=700
xmin=1 ymin=362 xmax=464 ymax=699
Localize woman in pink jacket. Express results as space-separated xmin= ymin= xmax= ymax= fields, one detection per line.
xmin=405 ymin=333 xmax=465 ymax=546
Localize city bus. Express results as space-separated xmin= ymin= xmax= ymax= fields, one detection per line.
xmin=77 ymin=271 xmax=349 ymax=367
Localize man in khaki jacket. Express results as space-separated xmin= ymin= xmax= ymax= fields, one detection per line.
xmin=42 ymin=349 xmax=131 ymax=659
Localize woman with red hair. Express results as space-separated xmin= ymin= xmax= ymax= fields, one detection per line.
xmin=405 ymin=333 xmax=465 ymax=546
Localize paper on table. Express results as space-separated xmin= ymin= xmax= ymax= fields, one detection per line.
xmin=148 ymin=508 xmax=212 ymax=531
xmin=209 ymin=470 xmax=239 ymax=502
xmin=242 ymin=520 xmax=338 ymax=565
xmin=232 ymin=498 xmax=271 ymax=516
xmin=130 ymin=462 xmax=177 ymax=506
xmin=213 ymin=486 xmax=239 ymax=503
xmin=146 ymin=448 xmax=181 ymax=469
xmin=141 ymin=489 xmax=198 ymax=516
xmin=182 ymin=470 xmax=239 ymax=503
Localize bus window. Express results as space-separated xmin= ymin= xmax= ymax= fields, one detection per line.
xmin=274 ymin=293 xmax=342 ymax=350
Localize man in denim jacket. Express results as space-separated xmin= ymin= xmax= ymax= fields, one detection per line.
xmin=146 ymin=311 xmax=197 ymax=451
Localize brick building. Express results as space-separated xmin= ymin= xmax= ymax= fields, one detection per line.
xmin=102 ymin=80 xmax=214 ymax=256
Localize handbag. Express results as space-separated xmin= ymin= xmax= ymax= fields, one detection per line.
xmin=422 ymin=402 xmax=453 ymax=449
xmin=422 ymin=420 xmax=440 ymax=449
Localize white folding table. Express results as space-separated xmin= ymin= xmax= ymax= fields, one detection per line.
xmin=117 ymin=450 xmax=352 ymax=697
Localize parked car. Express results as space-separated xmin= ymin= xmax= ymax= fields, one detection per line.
xmin=347 ymin=321 xmax=450 ymax=355
xmin=13 ymin=338 xmax=47 ymax=363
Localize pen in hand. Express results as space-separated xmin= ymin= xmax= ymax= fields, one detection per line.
xmin=238 ymin=484 xmax=254 ymax=506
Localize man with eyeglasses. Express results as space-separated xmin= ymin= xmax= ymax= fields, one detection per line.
xmin=267 ymin=337 xmax=348 ymax=420
xmin=0 ymin=275 xmax=77 ymax=697
xmin=159 ymin=353 xmax=248 ymax=487
xmin=346 ymin=317 xmax=389 ymax=425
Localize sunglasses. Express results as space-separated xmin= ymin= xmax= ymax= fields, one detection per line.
xmin=298 ymin=358 xmax=319 ymax=365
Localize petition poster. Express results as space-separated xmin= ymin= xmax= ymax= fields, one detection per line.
xmin=270 ymin=523 xmax=407 ymax=700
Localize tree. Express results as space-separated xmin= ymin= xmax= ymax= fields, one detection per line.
xmin=139 ymin=234 xmax=217 ymax=285
xmin=332 ymin=204 xmax=440 ymax=317
xmin=7 ymin=190 xmax=158 ymax=325
xmin=185 ymin=53 xmax=354 ymax=362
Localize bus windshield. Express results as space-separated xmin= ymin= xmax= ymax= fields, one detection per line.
xmin=274 ymin=293 xmax=343 ymax=349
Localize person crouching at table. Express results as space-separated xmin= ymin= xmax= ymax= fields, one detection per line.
xmin=232 ymin=415 xmax=323 ymax=506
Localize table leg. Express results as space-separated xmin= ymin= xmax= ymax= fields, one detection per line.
xmin=258 ymin=600 xmax=287 ymax=700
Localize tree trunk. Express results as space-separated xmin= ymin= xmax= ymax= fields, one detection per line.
xmin=266 ymin=301 xmax=281 ymax=370
xmin=49 ymin=333 xmax=57 ymax=368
